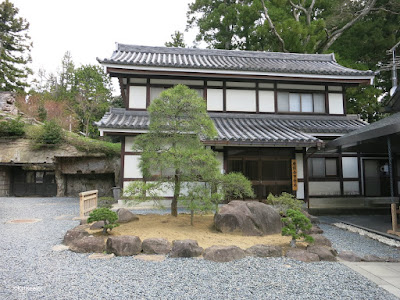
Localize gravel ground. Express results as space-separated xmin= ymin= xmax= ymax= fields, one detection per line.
xmin=319 ymin=218 xmax=400 ymax=260
xmin=0 ymin=197 xmax=398 ymax=300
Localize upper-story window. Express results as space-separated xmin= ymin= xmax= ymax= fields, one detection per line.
xmin=277 ymin=92 xmax=325 ymax=113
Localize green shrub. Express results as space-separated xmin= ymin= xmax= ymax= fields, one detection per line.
xmin=65 ymin=133 xmax=120 ymax=157
xmin=266 ymin=192 xmax=303 ymax=215
xmin=221 ymin=172 xmax=255 ymax=202
xmin=87 ymin=207 xmax=119 ymax=235
xmin=0 ymin=117 xmax=25 ymax=137
xmin=281 ymin=209 xmax=314 ymax=248
xmin=27 ymin=120 xmax=63 ymax=148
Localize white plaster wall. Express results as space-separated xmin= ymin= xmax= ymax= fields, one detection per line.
xmin=309 ymin=181 xmax=341 ymax=196
xmin=343 ymin=181 xmax=360 ymax=195
xmin=296 ymin=182 xmax=304 ymax=199
xmin=226 ymin=89 xmax=256 ymax=112
xmin=207 ymin=89 xmax=223 ymax=111
xmin=328 ymin=93 xmax=344 ymax=114
xmin=342 ymin=157 xmax=359 ymax=178
xmin=295 ymin=153 xmax=304 ymax=179
xmin=129 ymin=86 xmax=147 ymax=109
xmin=216 ymin=152 xmax=224 ymax=174
xmin=259 ymin=90 xmax=275 ymax=112
xmin=150 ymin=79 xmax=203 ymax=86
xmin=124 ymin=155 xmax=142 ymax=178
xmin=125 ymin=136 xmax=139 ymax=152
xmin=277 ymin=83 xmax=325 ymax=91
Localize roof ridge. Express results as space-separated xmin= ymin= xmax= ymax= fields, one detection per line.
xmin=115 ymin=43 xmax=335 ymax=62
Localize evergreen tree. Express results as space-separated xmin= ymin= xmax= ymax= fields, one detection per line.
xmin=165 ymin=31 xmax=186 ymax=48
xmin=0 ymin=0 xmax=32 ymax=91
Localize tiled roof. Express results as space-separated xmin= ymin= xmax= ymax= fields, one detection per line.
xmin=95 ymin=109 xmax=367 ymax=147
xmin=98 ymin=44 xmax=375 ymax=77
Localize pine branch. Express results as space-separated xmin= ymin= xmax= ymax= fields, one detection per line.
xmin=261 ymin=0 xmax=288 ymax=53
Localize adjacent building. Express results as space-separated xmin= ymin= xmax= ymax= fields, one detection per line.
xmin=96 ymin=44 xmax=379 ymax=208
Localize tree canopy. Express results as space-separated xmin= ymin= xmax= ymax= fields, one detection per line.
xmin=165 ymin=31 xmax=187 ymax=48
xmin=0 ymin=0 xmax=32 ymax=92
xmin=133 ymin=85 xmax=220 ymax=217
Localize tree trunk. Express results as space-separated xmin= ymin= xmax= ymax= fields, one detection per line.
xmin=171 ymin=172 xmax=180 ymax=217
xmin=290 ymin=238 xmax=296 ymax=248
xmin=191 ymin=208 xmax=194 ymax=226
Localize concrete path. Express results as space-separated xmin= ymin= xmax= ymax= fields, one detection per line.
xmin=341 ymin=261 xmax=400 ymax=298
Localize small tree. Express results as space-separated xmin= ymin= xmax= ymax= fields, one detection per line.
xmin=0 ymin=117 xmax=25 ymax=137
xmin=134 ymin=84 xmax=220 ymax=217
xmin=221 ymin=172 xmax=255 ymax=202
xmin=87 ymin=208 xmax=119 ymax=235
xmin=281 ymin=209 xmax=313 ymax=248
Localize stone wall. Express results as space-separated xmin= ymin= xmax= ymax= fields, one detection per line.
xmin=65 ymin=173 xmax=115 ymax=197
xmin=0 ymin=166 xmax=11 ymax=196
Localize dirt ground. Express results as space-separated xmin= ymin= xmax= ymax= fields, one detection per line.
xmin=89 ymin=213 xmax=306 ymax=250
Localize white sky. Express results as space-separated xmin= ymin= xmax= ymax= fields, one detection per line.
xmin=11 ymin=0 xmax=198 ymax=90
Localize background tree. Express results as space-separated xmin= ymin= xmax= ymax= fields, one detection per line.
xmin=0 ymin=0 xmax=32 ymax=91
xmin=165 ymin=31 xmax=187 ymax=48
xmin=134 ymin=85 xmax=220 ymax=217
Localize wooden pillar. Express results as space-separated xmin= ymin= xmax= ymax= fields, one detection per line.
xmin=387 ymin=136 xmax=398 ymax=232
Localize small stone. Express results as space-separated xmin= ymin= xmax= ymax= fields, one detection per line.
xmin=134 ymin=254 xmax=166 ymax=262
xmin=362 ymin=255 xmax=386 ymax=262
xmin=88 ymin=253 xmax=115 ymax=260
xmin=286 ymin=249 xmax=320 ymax=262
xmin=305 ymin=225 xmax=324 ymax=235
xmin=169 ymin=240 xmax=203 ymax=258
xmin=245 ymin=245 xmax=283 ymax=257
xmin=338 ymin=250 xmax=362 ymax=262
xmin=52 ymin=245 xmax=69 ymax=252
xmin=69 ymin=236 xmax=106 ymax=253
xmin=310 ymin=234 xmax=332 ymax=247
xmin=203 ymin=245 xmax=246 ymax=262
xmin=307 ymin=245 xmax=337 ymax=261
xmin=90 ymin=221 xmax=105 ymax=230
xmin=63 ymin=225 xmax=90 ymax=246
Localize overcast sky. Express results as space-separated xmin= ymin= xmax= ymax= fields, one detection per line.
xmin=11 ymin=0 xmax=198 ymax=88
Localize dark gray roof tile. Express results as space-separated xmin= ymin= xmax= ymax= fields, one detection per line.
xmin=98 ymin=44 xmax=375 ymax=77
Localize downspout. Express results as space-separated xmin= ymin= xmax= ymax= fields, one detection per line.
xmin=387 ymin=136 xmax=398 ymax=232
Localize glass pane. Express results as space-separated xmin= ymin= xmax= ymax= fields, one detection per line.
xmin=277 ymin=92 xmax=289 ymax=112
xmin=244 ymin=160 xmax=258 ymax=180
xmin=35 ymin=172 xmax=44 ymax=183
xmin=301 ymin=94 xmax=313 ymax=112
xmin=325 ymin=158 xmax=337 ymax=176
xmin=228 ymin=160 xmax=243 ymax=173
xmin=310 ymin=158 xmax=325 ymax=177
xmin=289 ymin=93 xmax=301 ymax=112
xmin=150 ymin=87 xmax=164 ymax=102
xmin=314 ymin=94 xmax=325 ymax=113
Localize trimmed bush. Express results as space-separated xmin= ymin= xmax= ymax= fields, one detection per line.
xmin=266 ymin=192 xmax=303 ymax=215
xmin=282 ymin=209 xmax=314 ymax=248
xmin=221 ymin=172 xmax=255 ymax=202
xmin=87 ymin=208 xmax=119 ymax=235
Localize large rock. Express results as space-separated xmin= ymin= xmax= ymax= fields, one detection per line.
xmin=90 ymin=221 xmax=105 ymax=230
xmin=310 ymin=234 xmax=332 ymax=247
xmin=214 ymin=201 xmax=282 ymax=236
xmin=245 ymin=245 xmax=283 ymax=257
xmin=338 ymin=250 xmax=362 ymax=262
xmin=117 ymin=208 xmax=139 ymax=223
xmin=203 ymin=245 xmax=246 ymax=262
xmin=69 ymin=236 xmax=106 ymax=253
xmin=305 ymin=225 xmax=324 ymax=235
xmin=307 ymin=245 xmax=337 ymax=261
xmin=362 ymin=254 xmax=386 ymax=262
xmin=63 ymin=225 xmax=90 ymax=246
xmin=142 ymin=238 xmax=172 ymax=254
xmin=286 ymin=249 xmax=319 ymax=262
xmin=106 ymin=236 xmax=142 ymax=256
xmin=169 ymin=240 xmax=203 ymax=258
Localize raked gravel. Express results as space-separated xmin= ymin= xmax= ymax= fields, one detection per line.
xmin=0 ymin=197 xmax=398 ymax=300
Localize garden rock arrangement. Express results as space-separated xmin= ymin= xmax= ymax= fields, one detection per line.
xmin=116 ymin=208 xmax=139 ymax=223
xmin=214 ymin=201 xmax=282 ymax=236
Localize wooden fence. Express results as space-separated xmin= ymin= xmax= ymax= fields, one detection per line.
xmin=79 ymin=190 xmax=98 ymax=218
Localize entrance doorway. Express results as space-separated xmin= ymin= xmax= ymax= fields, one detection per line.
xmin=11 ymin=168 xmax=57 ymax=197
xmin=363 ymin=159 xmax=390 ymax=197
xmin=227 ymin=148 xmax=293 ymax=200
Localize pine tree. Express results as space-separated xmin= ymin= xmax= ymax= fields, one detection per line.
xmin=0 ymin=0 xmax=32 ymax=91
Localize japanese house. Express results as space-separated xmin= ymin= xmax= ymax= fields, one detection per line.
xmin=95 ymin=44 xmax=378 ymax=208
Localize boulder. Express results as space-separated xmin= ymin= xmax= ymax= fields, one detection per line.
xmin=245 ymin=245 xmax=283 ymax=257
xmin=307 ymin=245 xmax=337 ymax=261
xmin=214 ymin=201 xmax=282 ymax=236
xmin=169 ymin=240 xmax=203 ymax=258
xmin=63 ymin=225 xmax=90 ymax=246
xmin=310 ymin=234 xmax=332 ymax=247
xmin=117 ymin=208 xmax=139 ymax=223
xmin=90 ymin=221 xmax=105 ymax=230
xmin=142 ymin=238 xmax=172 ymax=255
xmin=286 ymin=249 xmax=319 ymax=262
xmin=362 ymin=255 xmax=386 ymax=262
xmin=203 ymin=245 xmax=246 ymax=262
xmin=69 ymin=236 xmax=106 ymax=253
xmin=338 ymin=250 xmax=362 ymax=262
xmin=305 ymin=225 xmax=324 ymax=235
xmin=106 ymin=236 xmax=142 ymax=256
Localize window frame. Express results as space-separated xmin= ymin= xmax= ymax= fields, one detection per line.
xmin=308 ymin=157 xmax=339 ymax=178
xmin=277 ymin=92 xmax=326 ymax=114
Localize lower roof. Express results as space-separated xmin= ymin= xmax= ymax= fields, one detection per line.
xmin=95 ymin=108 xmax=367 ymax=148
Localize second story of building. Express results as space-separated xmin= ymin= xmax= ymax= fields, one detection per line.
xmin=97 ymin=44 xmax=375 ymax=117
